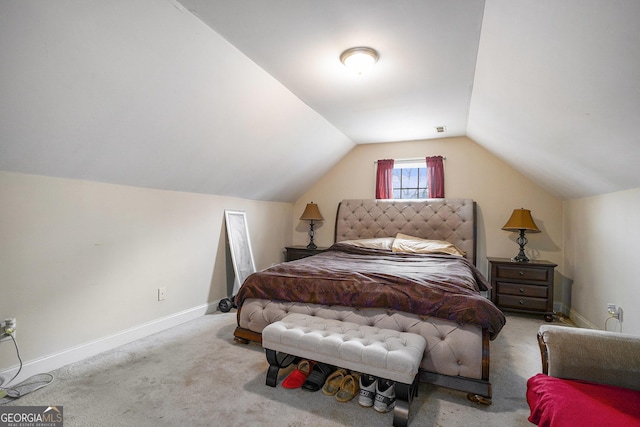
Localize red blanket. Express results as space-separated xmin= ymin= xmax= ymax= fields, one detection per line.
xmin=527 ymin=373 xmax=640 ymax=426
xmin=235 ymin=244 xmax=505 ymax=338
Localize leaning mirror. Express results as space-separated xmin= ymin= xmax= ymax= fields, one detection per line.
xmin=219 ymin=210 xmax=256 ymax=312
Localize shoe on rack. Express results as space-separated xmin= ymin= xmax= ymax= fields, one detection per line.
xmin=374 ymin=378 xmax=396 ymax=413
xmin=282 ymin=360 xmax=315 ymax=389
xmin=358 ymin=374 xmax=377 ymax=407
xmin=335 ymin=374 xmax=360 ymax=403
xmin=302 ymin=363 xmax=335 ymax=392
xmin=322 ymin=368 xmax=348 ymax=396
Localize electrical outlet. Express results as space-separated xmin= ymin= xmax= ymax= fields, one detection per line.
xmin=607 ymin=304 xmax=623 ymax=321
xmin=0 ymin=318 xmax=17 ymax=342
xmin=158 ymin=287 xmax=166 ymax=301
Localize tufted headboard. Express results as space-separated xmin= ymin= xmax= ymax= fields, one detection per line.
xmin=334 ymin=199 xmax=477 ymax=265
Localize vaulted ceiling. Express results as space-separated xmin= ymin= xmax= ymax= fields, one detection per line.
xmin=1 ymin=1 xmax=638 ymax=202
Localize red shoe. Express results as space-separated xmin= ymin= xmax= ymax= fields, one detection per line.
xmin=282 ymin=360 xmax=315 ymax=389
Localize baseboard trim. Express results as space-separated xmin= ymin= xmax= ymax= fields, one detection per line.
xmin=0 ymin=301 xmax=219 ymax=386
xmin=568 ymin=307 xmax=599 ymax=330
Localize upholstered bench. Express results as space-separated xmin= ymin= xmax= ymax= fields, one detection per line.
xmin=262 ymin=313 xmax=427 ymax=427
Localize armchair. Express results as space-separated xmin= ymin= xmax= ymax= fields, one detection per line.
xmin=527 ymin=325 xmax=640 ymax=426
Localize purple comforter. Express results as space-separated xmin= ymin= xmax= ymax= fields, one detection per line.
xmin=235 ymin=243 xmax=506 ymax=338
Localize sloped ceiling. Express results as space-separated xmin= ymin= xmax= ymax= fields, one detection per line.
xmin=0 ymin=0 xmax=353 ymax=202
xmin=1 ymin=0 xmax=639 ymax=202
xmin=469 ymin=0 xmax=640 ymax=199
xmin=179 ymin=0 xmax=485 ymax=144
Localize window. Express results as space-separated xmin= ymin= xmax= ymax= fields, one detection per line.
xmin=392 ymin=160 xmax=428 ymax=199
xmin=376 ymin=156 xmax=444 ymax=200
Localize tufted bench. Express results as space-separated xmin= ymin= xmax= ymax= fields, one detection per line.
xmin=262 ymin=313 xmax=427 ymax=427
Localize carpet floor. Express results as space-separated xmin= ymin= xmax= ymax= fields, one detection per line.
xmin=2 ymin=311 xmax=570 ymax=426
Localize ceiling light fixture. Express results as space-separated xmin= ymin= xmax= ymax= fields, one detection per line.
xmin=340 ymin=47 xmax=379 ymax=75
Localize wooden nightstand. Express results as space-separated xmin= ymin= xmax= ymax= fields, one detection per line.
xmin=488 ymin=257 xmax=557 ymax=322
xmin=285 ymin=246 xmax=328 ymax=262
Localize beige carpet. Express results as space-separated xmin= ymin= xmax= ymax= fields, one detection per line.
xmin=2 ymin=311 xmax=571 ymax=426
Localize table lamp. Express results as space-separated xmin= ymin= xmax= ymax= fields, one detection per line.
xmin=300 ymin=202 xmax=323 ymax=249
xmin=502 ymin=208 xmax=540 ymax=262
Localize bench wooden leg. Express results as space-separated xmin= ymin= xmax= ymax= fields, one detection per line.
xmin=392 ymin=378 xmax=419 ymax=427
xmin=264 ymin=348 xmax=296 ymax=387
xmin=393 ymin=400 xmax=409 ymax=427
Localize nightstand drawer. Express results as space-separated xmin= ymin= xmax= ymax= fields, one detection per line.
xmin=495 ymin=282 xmax=548 ymax=298
xmin=494 ymin=265 xmax=550 ymax=282
xmin=496 ymin=294 xmax=548 ymax=311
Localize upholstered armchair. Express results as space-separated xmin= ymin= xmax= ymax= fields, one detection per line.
xmin=537 ymin=324 xmax=640 ymax=389
xmin=527 ymin=324 xmax=640 ymax=426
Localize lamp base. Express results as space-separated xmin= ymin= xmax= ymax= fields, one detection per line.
xmin=512 ymin=253 xmax=530 ymax=262
xmin=306 ymin=220 xmax=317 ymax=250
xmin=513 ymin=230 xmax=530 ymax=262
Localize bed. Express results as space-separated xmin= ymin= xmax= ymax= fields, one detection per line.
xmin=233 ymin=198 xmax=506 ymax=403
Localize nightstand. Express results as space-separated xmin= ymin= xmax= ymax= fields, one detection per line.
xmin=488 ymin=257 xmax=557 ymax=322
xmin=285 ymin=246 xmax=328 ymax=262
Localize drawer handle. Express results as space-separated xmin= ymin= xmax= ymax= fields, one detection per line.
xmin=519 ymin=288 xmax=525 ymax=293
xmin=519 ymin=271 xmax=524 ymax=276
xmin=519 ymin=299 xmax=525 ymax=305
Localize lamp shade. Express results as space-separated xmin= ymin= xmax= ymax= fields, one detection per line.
xmin=502 ymin=209 xmax=540 ymax=233
xmin=300 ymin=203 xmax=323 ymax=221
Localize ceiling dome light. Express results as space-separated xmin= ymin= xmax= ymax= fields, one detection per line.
xmin=340 ymin=47 xmax=379 ymax=75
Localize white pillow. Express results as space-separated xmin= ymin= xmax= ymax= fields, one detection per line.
xmin=338 ymin=237 xmax=395 ymax=251
xmin=391 ymin=233 xmax=466 ymax=256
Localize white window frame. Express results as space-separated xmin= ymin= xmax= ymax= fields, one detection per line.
xmin=392 ymin=159 xmax=428 ymax=200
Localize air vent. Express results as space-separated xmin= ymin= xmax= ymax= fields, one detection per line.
xmin=435 ymin=126 xmax=447 ymax=133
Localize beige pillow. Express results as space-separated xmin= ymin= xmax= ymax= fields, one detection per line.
xmin=391 ymin=233 xmax=466 ymax=256
xmin=338 ymin=237 xmax=395 ymax=251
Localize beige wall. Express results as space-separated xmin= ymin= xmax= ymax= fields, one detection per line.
xmin=564 ymin=188 xmax=640 ymax=334
xmin=0 ymin=171 xmax=292 ymax=377
xmin=293 ymin=136 xmax=564 ymax=288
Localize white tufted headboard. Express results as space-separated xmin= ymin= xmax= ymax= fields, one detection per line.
xmin=334 ymin=199 xmax=477 ymax=265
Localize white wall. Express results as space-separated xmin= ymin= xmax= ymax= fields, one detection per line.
xmin=0 ymin=171 xmax=292 ymax=382
xmin=564 ymin=188 xmax=640 ymax=334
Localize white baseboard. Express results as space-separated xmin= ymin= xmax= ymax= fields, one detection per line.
xmin=553 ymin=303 xmax=599 ymax=330
xmin=568 ymin=307 xmax=599 ymax=330
xmin=0 ymin=301 xmax=219 ymax=386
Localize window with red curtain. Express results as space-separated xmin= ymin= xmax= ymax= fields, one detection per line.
xmin=375 ymin=159 xmax=395 ymax=199
xmin=426 ymin=156 xmax=444 ymax=198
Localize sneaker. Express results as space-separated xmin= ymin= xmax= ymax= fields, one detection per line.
xmin=358 ymin=374 xmax=377 ymax=407
xmin=374 ymin=379 xmax=396 ymax=413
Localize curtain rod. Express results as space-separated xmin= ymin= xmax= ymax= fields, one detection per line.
xmin=373 ymin=156 xmax=446 ymax=164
